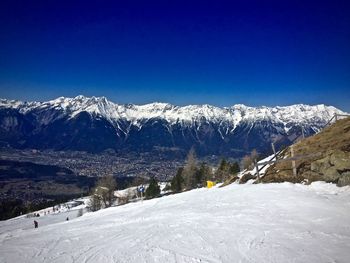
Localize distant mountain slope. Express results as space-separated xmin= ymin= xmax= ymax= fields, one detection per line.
xmin=0 ymin=96 xmax=346 ymax=157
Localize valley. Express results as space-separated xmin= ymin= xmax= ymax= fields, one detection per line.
xmin=0 ymin=147 xmax=183 ymax=180
xmin=0 ymin=148 xmax=183 ymax=220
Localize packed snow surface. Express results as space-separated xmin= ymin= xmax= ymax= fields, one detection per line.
xmin=1 ymin=182 xmax=350 ymax=263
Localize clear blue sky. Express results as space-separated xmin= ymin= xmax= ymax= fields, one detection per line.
xmin=0 ymin=0 xmax=349 ymax=111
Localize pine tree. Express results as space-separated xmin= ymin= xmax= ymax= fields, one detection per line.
xmin=229 ymin=161 xmax=240 ymax=175
xmin=215 ymin=158 xmax=230 ymax=182
xmin=171 ymin=167 xmax=184 ymax=192
xmin=145 ymin=177 xmax=160 ymax=198
xmin=219 ymin=158 xmax=228 ymax=171
xmin=196 ymin=162 xmax=211 ymax=187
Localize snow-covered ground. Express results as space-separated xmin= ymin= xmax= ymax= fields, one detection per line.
xmin=1 ymin=182 xmax=350 ymax=263
xmin=238 ymin=153 xmax=277 ymax=181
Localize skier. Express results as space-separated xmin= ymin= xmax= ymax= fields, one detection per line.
xmin=66 ymin=217 xmax=69 ymax=221
xmin=34 ymin=220 xmax=38 ymax=229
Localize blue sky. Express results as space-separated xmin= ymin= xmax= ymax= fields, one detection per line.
xmin=0 ymin=0 xmax=349 ymax=111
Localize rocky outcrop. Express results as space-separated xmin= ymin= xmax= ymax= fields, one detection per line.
xmin=338 ymin=172 xmax=350 ymax=187
xmin=221 ymin=175 xmax=239 ymax=187
xmin=308 ymin=150 xmax=350 ymax=184
xmin=239 ymin=173 xmax=255 ymax=184
xmin=261 ymin=117 xmax=350 ymax=186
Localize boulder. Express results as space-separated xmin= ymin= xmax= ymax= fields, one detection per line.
xmin=310 ymin=156 xmax=331 ymax=173
xmin=239 ymin=173 xmax=255 ymax=184
xmin=337 ymin=172 xmax=350 ymax=187
xmin=221 ymin=175 xmax=239 ymax=187
xmin=302 ymin=170 xmax=324 ymax=184
xmin=309 ymin=150 xmax=349 ymax=183
xmin=260 ymin=169 xmax=304 ymax=184
xmin=322 ymin=167 xmax=341 ymax=183
xmin=330 ymin=150 xmax=350 ymax=171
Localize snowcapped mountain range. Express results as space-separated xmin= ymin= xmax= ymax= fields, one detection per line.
xmin=0 ymin=95 xmax=343 ymax=130
xmin=0 ymin=95 xmax=347 ymax=157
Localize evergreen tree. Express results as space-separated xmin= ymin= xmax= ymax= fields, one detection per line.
xmin=215 ymin=158 xmax=230 ymax=182
xmin=196 ymin=162 xmax=211 ymax=187
xmin=171 ymin=167 xmax=185 ymax=192
xmin=219 ymin=158 xmax=228 ymax=171
xmin=229 ymin=161 xmax=240 ymax=175
xmin=145 ymin=177 xmax=161 ymax=198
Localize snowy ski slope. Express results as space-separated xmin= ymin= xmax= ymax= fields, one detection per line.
xmin=1 ymin=182 xmax=350 ymax=263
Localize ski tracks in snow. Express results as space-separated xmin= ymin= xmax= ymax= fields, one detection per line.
xmin=1 ymin=182 xmax=350 ymax=263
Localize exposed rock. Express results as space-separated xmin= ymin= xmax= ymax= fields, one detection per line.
xmin=302 ymin=170 xmax=324 ymax=184
xmin=308 ymin=150 xmax=349 ymax=183
xmin=322 ymin=167 xmax=341 ymax=183
xmin=329 ymin=150 xmax=350 ymax=171
xmin=337 ymin=172 xmax=350 ymax=187
xmin=239 ymin=173 xmax=255 ymax=184
xmin=221 ymin=175 xmax=239 ymax=187
xmin=261 ymin=169 xmax=304 ymax=184
xmin=258 ymin=117 xmax=350 ymax=186
xmin=310 ymin=156 xmax=331 ymax=173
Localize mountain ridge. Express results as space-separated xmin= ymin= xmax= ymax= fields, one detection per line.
xmin=0 ymin=95 xmax=345 ymax=128
xmin=0 ymin=95 xmax=347 ymax=157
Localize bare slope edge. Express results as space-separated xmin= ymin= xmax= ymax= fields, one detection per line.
xmin=262 ymin=117 xmax=350 ymax=186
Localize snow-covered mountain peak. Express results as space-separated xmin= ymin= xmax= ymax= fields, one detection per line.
xmin=0 ymin=95 xmax=348 ymax=155
xmin=0 ymin=96 xmax=347 ymax=129
xmin=136 ymin=102 xmax=174 ymax=112
xmin=0 ymin=98 xmax=23 ymax=108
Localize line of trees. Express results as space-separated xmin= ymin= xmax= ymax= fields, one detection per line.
xmin=87 ymin=148 xmax=259 ymax=212
xmin=170 ymin=148 xmax=240 ymax=193
xmin=88 ymin=174 xmax=162 ymax=212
